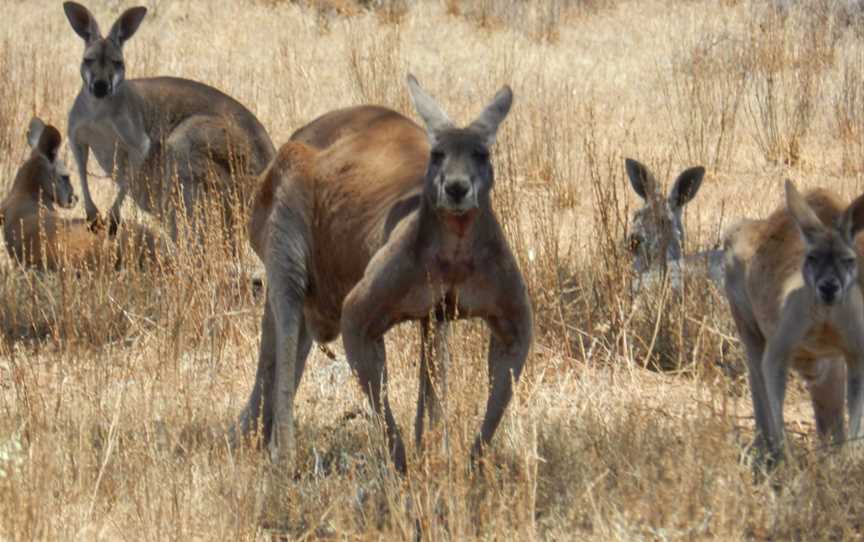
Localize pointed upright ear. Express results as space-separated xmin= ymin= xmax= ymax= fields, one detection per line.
xmin=668 ymin=166 xmax=705 ymax=209
xmin=36 ymin=125 xmax=62 ymax=163
xmin=839 ymin=191 xmax=864 ymax=242
xmin=468 ymin=85 xmax=513 ymax=147
xmin=786 ymin=180 xmax=826 ymax=244
xmin=27 ymin=117 xmax=46 ymax=150
xmin=406 ymin=74 xmax=453 ymax=142
xmin=624 ymin=158 xmax=657 ymax=201
xmin=108 ymin=6 xmax=147 ymax=46
xmin=63 ymin=2 xmax=101 ymax=43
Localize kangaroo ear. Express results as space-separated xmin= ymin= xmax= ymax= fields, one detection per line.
xmin=625 ymin=158 xmax=657 ymax=201
xmin=468 ymin=85 xmax=513 ymax=147
xmin=27 ymin=117 xmax=46 ymax=150
xmin=108 ymin=6 xmax=147 ymax=46
xmin=668 ymin=166 xmax=705 ymax=209
xmin=839 ymin=191 xmax=864 ymax=242
xmin=63 ymin=2 xmax=101 ymax=43
xmin=36 ymin=125 xmax=62 ymax=163
xmin=406 ymin=74 xmax=453 ymax=143
xmin=786 ymin=180 xmax=826 ymax=245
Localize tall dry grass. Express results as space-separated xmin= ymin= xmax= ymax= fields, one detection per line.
xmin=1 ymin=0 xmax=864 ymax=539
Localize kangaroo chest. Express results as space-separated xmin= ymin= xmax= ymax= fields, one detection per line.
xmin=401 ymin=253 xmax=488 ymax=320
xmin=76 ymin=120 xmax=125 ymax=176
xmin=793 ymin=320 xmax=850 ymax=366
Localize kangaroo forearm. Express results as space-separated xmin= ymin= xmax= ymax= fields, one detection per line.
xmin=70 ymin=141 xmax=98 ymax=214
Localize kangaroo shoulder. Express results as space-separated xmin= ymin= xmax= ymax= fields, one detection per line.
xmin=274 ymin=141 xmax=318 ymax=174
xmin=267 ymin=141 xmax=318 ymax=201
xmin=723 ymin=218 xmax=763 ymax=263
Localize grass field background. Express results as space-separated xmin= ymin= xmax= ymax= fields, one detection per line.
xmin=2 ymin=0 xmax=864 ymax=539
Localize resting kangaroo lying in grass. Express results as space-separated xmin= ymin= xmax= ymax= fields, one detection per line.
xmin=724 ymin=180 xmax=864 ymax=466
xmin=625 ymin=158 xmax=723 ymax=291
xmin=0 ymin=118 xmax=170 ymax=271
xmin=235 ymin=75 xmax=533 ymax=473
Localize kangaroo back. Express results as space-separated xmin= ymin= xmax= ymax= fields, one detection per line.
xmin=248 ymin=141 xmax=319 ymax=260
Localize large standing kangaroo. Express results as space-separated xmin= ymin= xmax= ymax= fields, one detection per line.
xmin=63 ymin=2 xmax=275 ymax=249
xmin=235 ymin=75 xmax=533 ymax=473
xmin=725 ymin=181 xmax=864 ymax=467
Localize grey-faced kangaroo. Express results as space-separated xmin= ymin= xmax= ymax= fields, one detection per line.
xmin=63 ymin=2 xmax=275 ymax=250
xmin=234 ymin=75 xmax=533 ymax=473
xmin=724 ymin=180 xmax=864 ymax=467
xmin=625 ymin=158 xmax=724 ymax=291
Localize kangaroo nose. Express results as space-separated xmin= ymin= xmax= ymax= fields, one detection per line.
xmin=819 ymin=280 xmax=840 ymax=303
xmin=445 ymin=181 xmax=470 ymax=202
xmin=92 ymin=80 xmax=110 ymax=98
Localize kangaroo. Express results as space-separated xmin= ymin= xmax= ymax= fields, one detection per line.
xmin=234 ymin=75 xmax=533 ymax=473
xmin=625 ymin=158 xmax=724 ymax=290
xmin=63 ymin=2 xmax=275 ymax=250
xmin=724 ymin=180 xmax=864 ymax=466
xmin=1 ymin=118 xmax=169 ymax=271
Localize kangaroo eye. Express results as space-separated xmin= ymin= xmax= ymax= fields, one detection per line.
xmin=806 ymin=254 xmax=819 ymax=264
xmin=83 ymin=58 xmax=95 ymax=66
xmin=113 ymin=61 xmax=124 ymax=69
xmin=472 ymin=149 xmax=490 ymax=161
xmin=430 ymin=150 xmax=445 ymax=164
xmin=843 ymin=256 xmax=856 ymax=266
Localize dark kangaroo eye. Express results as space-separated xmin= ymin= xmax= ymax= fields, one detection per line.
xmin=83 ymin=58 xmax=95 ymax=66
xmin=113 ymin=61 xmax=124 ymax=69
xmin=430 ymin=150 xmax=445 ymax=164
xmin=60 ymin=175 xmax=71 ymax=184
xmin=843 ymin=256 xmax=856 ymax=266
xmin=472 ymin=149 xmax=490 ymax=161
xmin=806 ymin=254 xmax=819 ymax=264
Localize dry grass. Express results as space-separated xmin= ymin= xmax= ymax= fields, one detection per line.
xmin=2 ymin=0 xmax=864 ymax=539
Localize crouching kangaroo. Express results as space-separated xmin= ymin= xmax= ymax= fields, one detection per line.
xmin=63 ymin=2 xmax=275 ymax=251
xmin=234 ymin=75 xmax=533 ymax=473
xmin=624 ymin=158 xmax=724 ymax=291
xmin=1 ymin=118 xmax=170 ymax=272
xmin=724 ymin=180 xmax=864 ymax=467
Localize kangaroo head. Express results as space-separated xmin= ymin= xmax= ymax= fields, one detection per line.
xmin=63 ymin=2 xmax=147 ymax=100
xmin=25 ymin=118 xmax=77 ymax=209
xmin=407 ymin=74 xmax=512 ymax=222
xmin=786 ymin=180 xmax=864 ymax=306
xmin=625 ymin=158 xmax=705 ymax=275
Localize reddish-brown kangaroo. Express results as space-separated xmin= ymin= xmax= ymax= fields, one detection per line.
xmin=1 ymin=118 xmax=170 ymax=271
xmin=234 ymin=75 xmax=533 ymax=473
xmin=725 ymin=180 xmax=864 ymax=468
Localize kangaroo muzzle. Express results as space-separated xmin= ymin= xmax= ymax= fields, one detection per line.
xmin=818 ymin=278 xmax=841 ymax=305
xmin=91 ymin=79 xmax=111 ymax=99
xmin=445 ymin=179 xmax=470 ymax=203
xmin=440 ymin=177 xmax=477 ymax=215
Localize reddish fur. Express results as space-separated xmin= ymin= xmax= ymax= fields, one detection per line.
xmin=249 ymin=106 xmax=429 ymax=338
xmin=725 ymin=185 xmax=864 ymax=457
xmin=1 ymin=142 xmax=170 ymax=272
xmin=727 ymin=189 xmax=864 ymax=334
xmin=239 ymin=98 xmax=532 ymax=472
